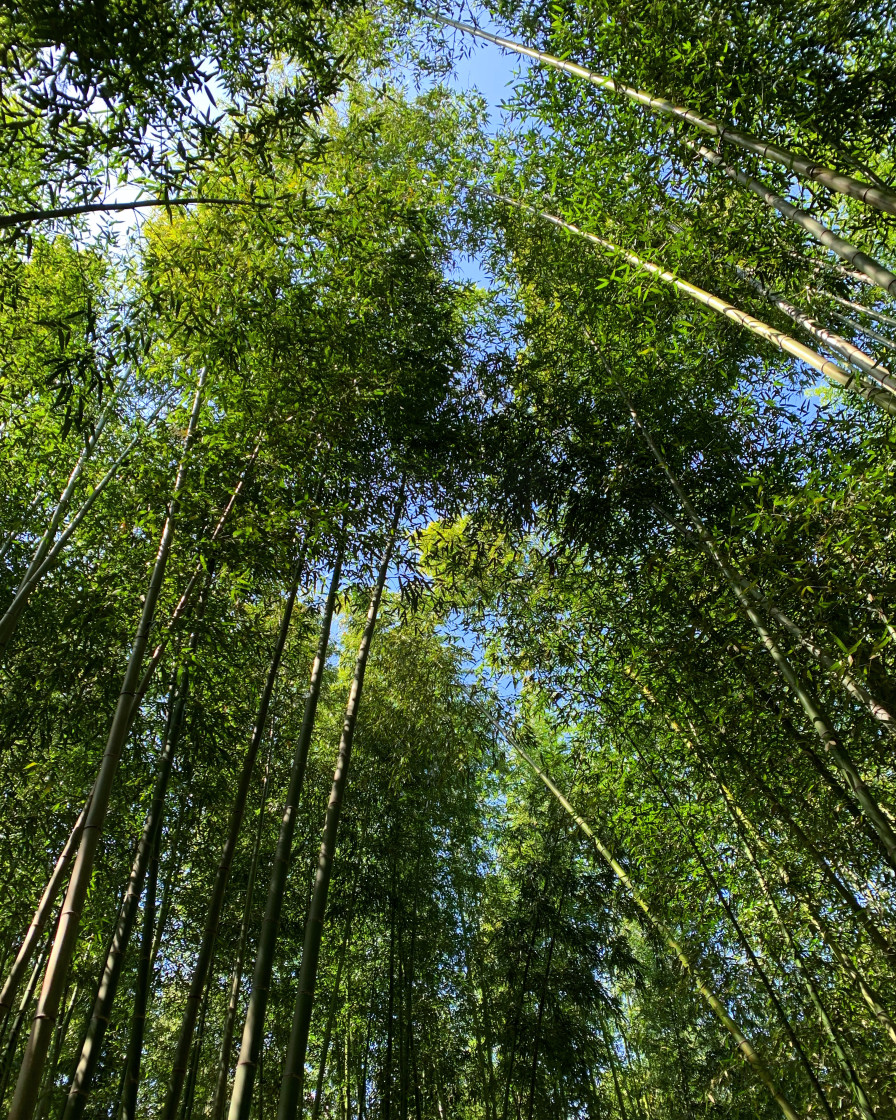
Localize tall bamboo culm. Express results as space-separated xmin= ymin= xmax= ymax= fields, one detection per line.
xmin=228 ymin=551 xmax=344 ymax=1120
xmin=7 ymin=372 xmax=205 ymax=1120
xmin=277 ymin=511 xmax=400 ymax=1120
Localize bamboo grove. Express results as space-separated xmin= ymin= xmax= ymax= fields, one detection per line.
xmin=2 ymin=0 xmax=896 ymax=1117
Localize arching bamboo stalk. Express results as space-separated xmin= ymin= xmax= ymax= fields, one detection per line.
xmin=427 ymin=12 xmax=896 ymax=215
xmin=491 ymin=191 xmax=896 ymax=413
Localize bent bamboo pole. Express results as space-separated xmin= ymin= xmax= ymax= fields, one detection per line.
xmin=428 ymin=12 xmax=896 ymax=215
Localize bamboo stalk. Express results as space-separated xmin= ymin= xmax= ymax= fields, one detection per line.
xmin=491 ymin=191 xmax=896 ymax=414
xmin=161 ymin=538 xmax=308 ymax=1120
xmin=427 ymin=12 xmax=896 ymax=215
xmin=276 ymin=509 xmax=400 ymax=1120
xmin=738 ymin=269 xmax=896 ymax=393
xmin=688 ymin=142 xmax=896 ymax=295
xmin=228 ymin=551 xmax=344 ymax=1120
xmin=7 ymin=371 xmax=204 ymax=1120
xmin=503 ymin=731 xmax=802 ymax=1120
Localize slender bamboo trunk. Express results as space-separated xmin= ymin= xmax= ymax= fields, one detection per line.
xmin=151 ymin=802 xmax=188 ymax=976
xmin=688 ymin=142 xmax=896 ymax=295
xmin=525 ymin=934 xmax=554 ymax=1120
xmin=34 ymin=981 xmax=78 ymax=1120
xmin=505 ymin=732 xmax=803 ymax=1120
xmin=385 ymin=887 xmax=396 ymax=1120
xmin=0 ymin=944 xmax=50 ymax=1107
xmin=636 ymin=752 xmax=834 ymax=1120
xmin=0 ymin=393 xmax=170 ymax=654
xmin=0 ymin=803 xmax=89 ymax=1020
xmin=738 ymin=269 xmax=896 ymax=390
xmin=357 ymin=973 xmax=375 ymax=1120
xmin=501 ymin=902 xmax=538 ymax=1120
xmin=228 ymin=553 xmax=343 ymax=1120
xmin=629 ymin=670 xmax=896 ymax=968
xmin=633 ymin=411 xmax=896 ymax=867
xmin=134 ymin=434 xmax=264 ymax=702
xmin=62 ymin=653 xmax=197 ymax=1120
xmin=810 ymin=290 xmax=896 ymax=330
xmin=208 ymin=735 xmax=275 ymax=1120
xmin=161 ymin=542 xmax=307 ymax=1120
xmin=459 ymin=910 xmax=495 ymax=1120
xmin=181 ymin=971 xmax=212 ymax=1120
xmin=828 ymin=309 xmax=896 ymax=353
xmin=732 ymin=809 xmax=876 ymax=1119
xmin=493 ymin=192 xmax=896 ymax=412
xmin=14 ymin=371 xmax=129 ymax=594
xmin=276 ymin=519 xmax=398 ymax=1120
xmin=8 ymin=373 xmax=204 ymax=1120
xmin=309 ymin=924 xmax=351 ymax=1120
xmin=428 ymin=13 xmax=896 ymax=214
xmin=120 ymin=808 xmax=161 ymax=1120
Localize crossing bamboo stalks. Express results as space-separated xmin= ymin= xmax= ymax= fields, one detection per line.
xmin=632 ymin=410 xmax=896 ymax=868
xmin=12 ymin=371 xmax=130 ymax=595
xmin=500 ymin=729 xmax=803 ymax=1120
xmin=656 ymin=490 xmax=896 ymax=737
xmin=628 ymin=670 xmax=896 ymax=970
xmin=228 ymin=550 xmax=344 ymax=1120
xmin=630 ymin=680 xmax=876 ymax=1117
xmin=688 ymin=142 xmax=896 ymax=295
xmin=0 ymin=802 xmax=89 ymax=1020
xmin=7 ymin=371 xmax=204 ymax=1120
xmin=491 ymin=191 xmax=896 ymax=414
xmin=683 ymin=727 xmax=878 ymax=1120
xmin=161 ymin=539 xmax=308 ymax=1120
xmin=277 ymin=512 xmax=400 ymax=1120
xmin=737 ymin=269 xmax=896 ymax=394
xmin=426 ymin=12 xmax=896 ymax=215
xmin=0 ymin=945 xmax=50 ymax=1109
xmin=628 ymin=741 xmax=835 ymax=1119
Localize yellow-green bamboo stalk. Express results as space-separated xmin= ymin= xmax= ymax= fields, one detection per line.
xmin=810 ymin=290 xmax=896 ymax=330
xmin=428 ymin=12 xmax=896 ymax=215
xmin=492 ymin=191 xmax=896 ymax=415
xmin=737 ymin=269 xmax=896 ymax=393
xmin=689 ymin=142 xmax=896 ymax=295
